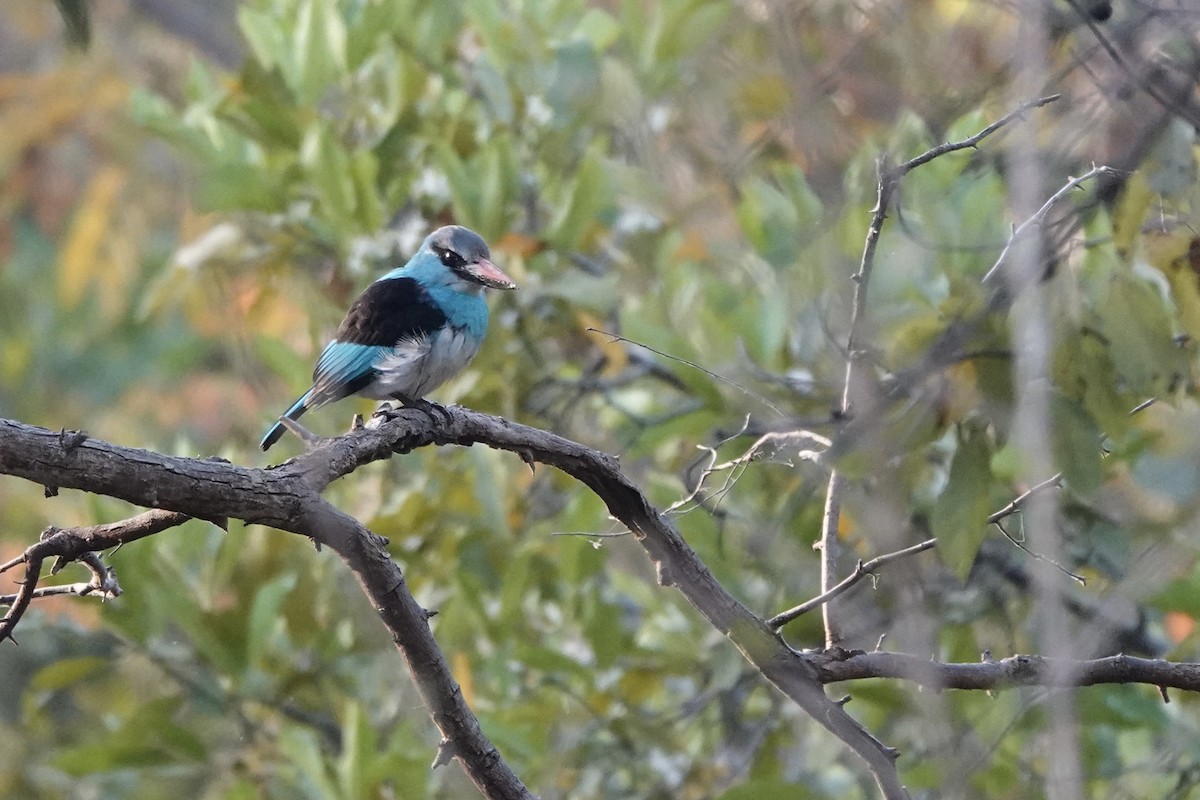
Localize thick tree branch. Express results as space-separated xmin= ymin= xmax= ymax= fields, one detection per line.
xmin=813 ymin=651 xmax=1200 ymax=693
xmin=0 ymin=417 xmax=533 ymax=800
xmin=0 ymin=412 xmax=906 ymax=799
xmin=8 ymin=409 xmax=1198 ymax=796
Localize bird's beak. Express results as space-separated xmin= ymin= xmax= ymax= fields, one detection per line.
xmin=468 ymin=258 xmax=518 ymax=290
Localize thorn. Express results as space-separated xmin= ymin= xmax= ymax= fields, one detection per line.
xmin=350 ymin=413 xmax=364 ymax=432
xmin=1158 ymin=685 xmax=1170 ymax=704
xmin=309 ymin=537 xmax=322 ymax=553
xmin=431 ymin=737 xmax=456 ymax=769
xmin=424 ymin=607 xmax=439 ymax=620
xmin=875 ymin=633 xmax=887 ymax=652
xmin=981 ymin=650 xmax=995 ymax=663
xmin=44 ymin=485 xmax=58 ymax=498
xmin=835 ymin=695 xmax=852 ymax=707
xmin=883 ymin=746 xmax=902 ymax=762
xmin=58 ymin=428 xmax=89 ymax=454
xmin=518 ymin=449 xmax=536 ymax=473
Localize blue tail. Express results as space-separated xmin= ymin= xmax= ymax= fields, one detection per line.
xmin=260 ymin=391 xmax=311 ymax=451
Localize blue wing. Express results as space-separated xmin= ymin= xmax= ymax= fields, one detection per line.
xmin=260 ymin=274 xmax=449 ymax=451
xmin=309 ymin=341 xmax=390 ymax=406
xmin=259 ymin=343 xmax=385 ymax=451
xmin=259 ymin=389 xmax=312 ymax=451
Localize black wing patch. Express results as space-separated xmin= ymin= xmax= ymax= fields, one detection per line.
xmin=334 ymin=276 xmax=448 ymax=347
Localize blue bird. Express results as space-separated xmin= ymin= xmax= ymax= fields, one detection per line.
xmin=260 ymin=225 xmax=516 ymax=451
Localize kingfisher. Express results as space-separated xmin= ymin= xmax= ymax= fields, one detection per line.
xmin=260 ymin=225 xmax=517 ymax=451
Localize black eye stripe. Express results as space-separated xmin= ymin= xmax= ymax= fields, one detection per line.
xmin=432 ymin=244 xmax=467 ymax=269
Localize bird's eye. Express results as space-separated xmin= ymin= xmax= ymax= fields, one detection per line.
xmin=433 ymin=245 xmax=466 ymax=269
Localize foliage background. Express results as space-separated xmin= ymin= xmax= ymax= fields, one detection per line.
xmin=2 ymin=0 xmax=1200 ymax=798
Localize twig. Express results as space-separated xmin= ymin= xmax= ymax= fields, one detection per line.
xmin=0 ymin=510 xmax=189 ymax=644
xmin=985 ymin=473 xmax=1084 ymax=583
xmin=818 ymin=95 xmax=1062 ymax=649
xmin=668 ymin=427 xmax=830 ymax=516
xmin=981 ymin=165 xmax=1117 ymax=284
xmin=586 ymin=328 xmax=786 ymax=419
xmin=987 ymin=473 xmax=1063 ymax=524
xmin=896 ymin=94 xmax=1061 ymax=174
xmin=768 ymin=538 xmax=937 ymax=629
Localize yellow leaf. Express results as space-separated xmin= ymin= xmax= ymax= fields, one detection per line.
xmin=58 ymin=165 xmax=126 ymax=310
xmin=673 ymin=228 xmax=708 ymax=262
xmin=1147 ymin=232 xmax=1200 ymax=341
xmin=581 ymin=311 xmax=628 ymax=375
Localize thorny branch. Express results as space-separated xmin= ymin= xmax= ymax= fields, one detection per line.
xmin=2 ymin=406 xmax=1199 ymax=798
xmin=0 ymin=413 xmax=904 ymax=800
xmin=818 ymin=94 xmax=1063 ymax=649
xmin=768 ymin=539 xmax=937 ymax=629
xmin=0 ymin=509 xmax=191 ymax=640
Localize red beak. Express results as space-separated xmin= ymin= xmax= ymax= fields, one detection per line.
xmin=468 ymin=257 xmax=518 ymax=290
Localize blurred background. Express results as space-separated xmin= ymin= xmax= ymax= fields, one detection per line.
xmin=2 ymin=0 xmax=1200 ymax=797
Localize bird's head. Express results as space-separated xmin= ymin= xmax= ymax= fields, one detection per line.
xmin=421 ymin=226 xmax=517 ymax=291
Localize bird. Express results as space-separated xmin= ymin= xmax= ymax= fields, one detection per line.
xmin=259 ymin=225 xmax=517 ymax=451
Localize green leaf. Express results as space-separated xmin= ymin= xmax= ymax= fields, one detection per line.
xmin=934 ymin=424 xmax=993 ymax=580
xmin=1050 ymin=392 xmax=1103 ymax=493
xmin=294 ymin=0 xmax=348 ymax=104
xmin=196 ymin=163 xmax=284 ymax=212
xmin=573 ymin=8 xmax=622 ymax=51
xmin=29 ymin=656 xmax=108 ymax=691
xmin=245 ymin=572 xmax=297 ymax=669
xmin=301 ymin=122 xmax=358 ymax=228
xmin=54 ymin=0 xmax=91 ymax=47
xmin=337 ymin=702 xmax=374 ymax=800
xmin=549 ymin=143 xmax=611 ymax=248
xmin=238 ymin=7 xmax=289 ymax=73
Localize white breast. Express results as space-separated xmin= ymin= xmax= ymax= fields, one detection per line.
xmin=364 ymin=326 xmax=482 ymax=401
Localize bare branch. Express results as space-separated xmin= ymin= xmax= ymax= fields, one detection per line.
xmin=987 ymin=473 xmax=1064 ymax=525
xmin=981 ymin=165 xmax=1117 ymax=284
xmin=0 ymin=510 xmax=189 ymax=642
xmin=818 ymin=96 xmax=1062 ymax=651
xmin=897 ymin=94 xmax=1061 ymax=174
xmin=768 ymin=539 xmax=937 ymax=629
xmin=813 ymin=650 xmax=1200 ymax=693
xmin=0 ymin=413 xmax=907 ymax=799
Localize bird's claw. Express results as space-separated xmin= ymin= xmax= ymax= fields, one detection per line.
xmin=403 ymin=396 xmax=453 ymax=428
xmin=278 ymin=417 xmax=323 ymax=449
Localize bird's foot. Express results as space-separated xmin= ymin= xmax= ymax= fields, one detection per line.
xmin=398 ymin=395 xmax=454 ymax=428
xmin=278 ymin=417 xmax=323 ymax=449
xmin=368 ymin=402 xmax=399 ymax=421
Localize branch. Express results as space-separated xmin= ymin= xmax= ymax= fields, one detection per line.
xmin=980 ymin=164 xmax=1116 ymax=284
xmin=812 ymin=651 xmax=1200 ymax=694
xmin=0 ymin=418 xmax=534 ymax=800
xmin=0 ymin=413 xmax=908 ymax=800
xmin=768 ymin=539 xmax=937 ymax=629
xmin=0 ymin=509 xmax=190 ymax=640
xmin=819 ymin=95 xmax=1062 ymax=649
